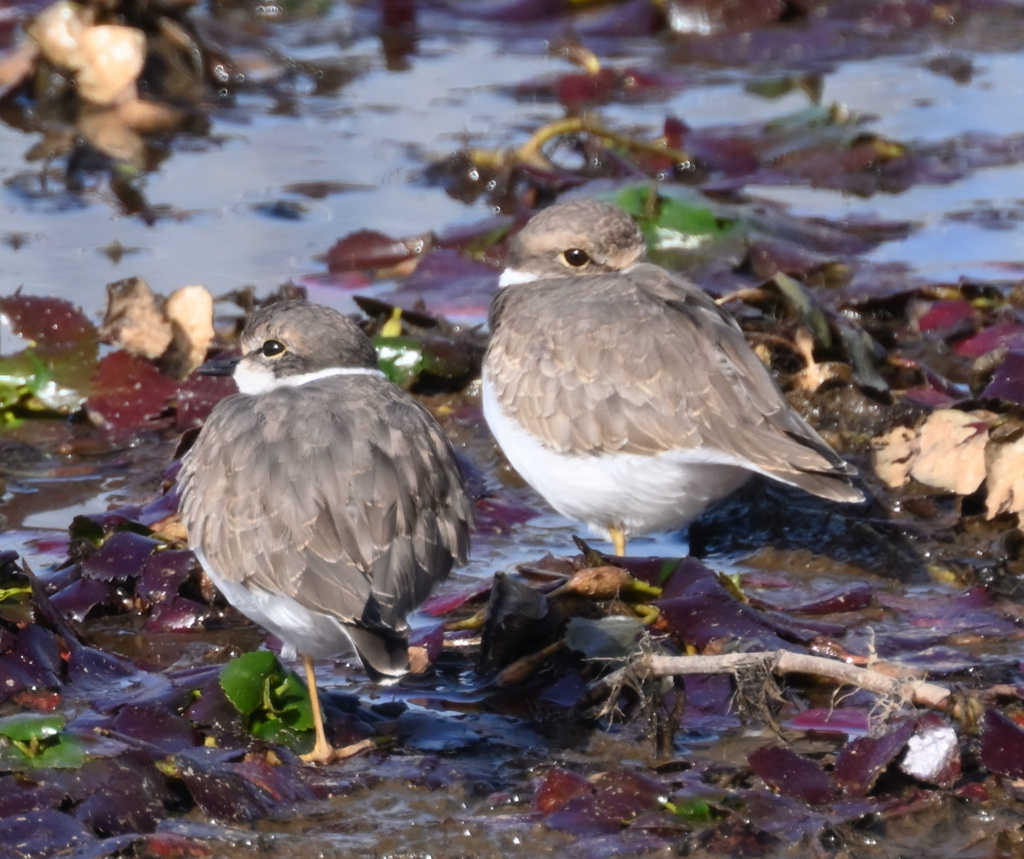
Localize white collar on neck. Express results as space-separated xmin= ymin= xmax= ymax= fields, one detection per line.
xmin=234 ymin=364 xmax=385 ymax=395
xmin=497 ymin=267 xmax=539 ymax=288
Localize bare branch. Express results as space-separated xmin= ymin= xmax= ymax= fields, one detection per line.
xmin=597 ymin=651 xmax=952 ymax=712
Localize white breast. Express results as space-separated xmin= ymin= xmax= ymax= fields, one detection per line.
xmin=481 ymin=368 xmax=753 ymax=539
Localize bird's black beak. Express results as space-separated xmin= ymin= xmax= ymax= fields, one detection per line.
xmin=196 ymin=352 xmax=241 ymax=377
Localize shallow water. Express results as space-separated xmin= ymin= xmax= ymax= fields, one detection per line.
xmin=3 ymin=10 xmax=1022 ymax=316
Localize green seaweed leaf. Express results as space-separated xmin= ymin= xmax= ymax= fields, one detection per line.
xmin=0 ymin=562 xmax=34 ymax=625
xmin=0 ymin=713 xmax=63 ymax=742
xmin=220 ymin=651 xmax=316 ymax=752
xmin=0 ymin=344 xmax=99 ymax=425
xmin=0 ymin=714 xmax=85 ymax=770
xmin=611 ymin=185 xmax=745 ymax=257
xmin=373 ymin=336 xmax=427 ymax=388
xmin=666 ymin=797 xmax=714 ymax=823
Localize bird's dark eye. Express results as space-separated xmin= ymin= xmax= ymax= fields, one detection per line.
xmin=261 ymin=339 xmax=286 ymax=358
xmin=562 ymin=248 xmax=590 ymax=268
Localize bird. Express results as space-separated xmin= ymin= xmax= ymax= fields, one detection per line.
xmin=482 ymin=198 xmax=864 ymax=557
xmin=177 ymin=300 xmax=474 ymax=763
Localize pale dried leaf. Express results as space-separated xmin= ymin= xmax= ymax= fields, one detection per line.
xmin=25 ymin=0 xmax=90 ymax=68
xmin=790 ymin=360 xmax=850 ymax=394
xmin=163 ymin=285 xmax=214 ymax=377
xmin=557 ymin=565 xmax=633 ymax=600
xmin=150 ymin=512 xmax=188 ymax=543
xmin=408 ymin=645 xmax=430 ymax=675
xmin=910 ymin=409 xmax=990 ymax=495
xmin=78 ymin=107 xmax=145 ymax=164
xmin=116 ymin=98 xmax=183 ymax=133
xmin=100 ymin=275 xmax=172 ymax=359
xmin=75 ymin=25 xmax=145 ymax=106
xmin=985 ymin=434 xmax=1024 ymax=519
xmin=871 ymin=425 xmax=920 ymax=488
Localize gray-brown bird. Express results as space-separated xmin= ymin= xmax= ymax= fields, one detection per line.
xmin=178 ymin=300 xmax=473 ymax=763
xmin=482 ymin=199 xmax=863 ymax=557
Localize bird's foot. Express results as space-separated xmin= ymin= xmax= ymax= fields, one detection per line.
xmin=300 ymin=737 xmax=375 ymax=765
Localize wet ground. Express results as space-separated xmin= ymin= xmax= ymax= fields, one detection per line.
xmin=3 ymin=1 xmax=1024 ymax=857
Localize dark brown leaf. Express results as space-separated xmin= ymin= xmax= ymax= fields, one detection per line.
xmin=748 ymin=746 xmax=839 ymax=805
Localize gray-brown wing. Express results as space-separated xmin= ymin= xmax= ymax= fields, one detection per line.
xmin=178 ymin=375 xmax=473 ymax=633
xmin=487 ymin=265 xmax=860 ymax=502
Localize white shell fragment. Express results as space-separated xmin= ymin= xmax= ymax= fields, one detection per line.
xmin=900 ymin=718 xmax=961 ymax=786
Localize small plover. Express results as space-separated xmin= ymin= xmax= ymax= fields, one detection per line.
xmin=178 ymin=300 xmax=473 ymax=763
xmin=482 ymin=199 xmax=862 ymax=556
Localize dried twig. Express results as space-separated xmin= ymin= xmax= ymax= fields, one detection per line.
xmin=596 ymin=651 xmax=952 ymax=711
xmin=469 ymin=117 xmax=691 ymax=172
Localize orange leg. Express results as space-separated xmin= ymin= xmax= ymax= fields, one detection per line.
xmin=298 ymin=654 xmax=374 ymax=764
xmin=300 ymin=654 xmax=334 ymax=764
